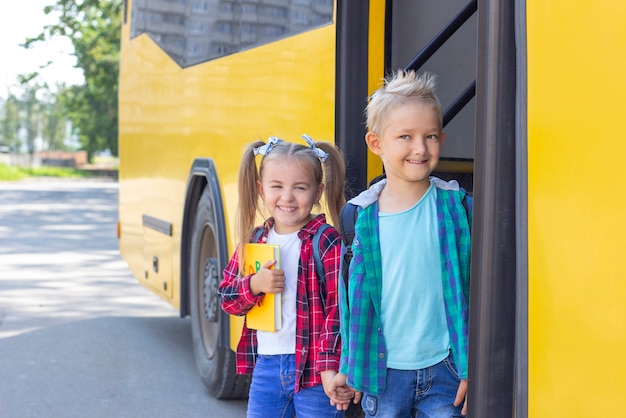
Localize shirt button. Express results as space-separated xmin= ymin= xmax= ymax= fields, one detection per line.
xmin=377 ymin=328 xmax=381 ymax=333
xmin=354 ymin=239 xmax=359 ymax=246
xmin=379 ymin=353 xmax=385 ymax=359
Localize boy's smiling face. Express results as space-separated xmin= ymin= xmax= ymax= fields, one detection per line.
xmin=366 ymin=101 xmax=445 ymax=188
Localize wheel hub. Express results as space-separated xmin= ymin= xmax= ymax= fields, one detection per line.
xmin=203 ymin=257 xmax=219 ymax=322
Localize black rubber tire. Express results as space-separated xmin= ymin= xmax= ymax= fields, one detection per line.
xmin=189 ymin=187 xmax=250 ymax=399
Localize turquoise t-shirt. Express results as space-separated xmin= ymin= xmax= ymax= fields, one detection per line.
xmin=378 ymin=184 xmax=450 ymax=369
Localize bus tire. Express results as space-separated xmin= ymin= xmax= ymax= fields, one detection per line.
xmin=189 ymin=187 xmax=249 ymax=399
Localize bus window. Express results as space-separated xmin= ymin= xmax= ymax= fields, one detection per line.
xmin=129 ymin=0 xmax=334 ymax=67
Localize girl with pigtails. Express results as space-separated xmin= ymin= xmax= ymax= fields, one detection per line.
xmin=218 ymin=135 xmax=353 ymax=418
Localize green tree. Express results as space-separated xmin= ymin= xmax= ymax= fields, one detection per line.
xmin=21 ymin=86 xmax=42 ymax=159
xmin=2 ymin=83 xmax=71 ymax=156
xmin=41 ymin=87 xmax=70 ymax=151
xmin=24 ymin=0 xmax=121 ymax=161
xmin=0 ymin=94 xmax=22 ymax=152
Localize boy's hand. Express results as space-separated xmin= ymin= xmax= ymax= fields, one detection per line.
xmin=324 ymin=371 xmax=362 ymax=411
xmin=249 ymin=260 xmax=285 ymax=295
xmin=454 ymin=378 xmax=468 ymax=416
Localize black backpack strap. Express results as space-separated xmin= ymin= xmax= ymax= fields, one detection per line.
xmin=252 ymin=227 xmax=264 ymax=243
xmin=339 ymin=203 xmax=358 ymax=247
xmin=339 ymin=203 xmax=359 ymax=288
xmin=312 ymin=223 xmax=331 ymax=282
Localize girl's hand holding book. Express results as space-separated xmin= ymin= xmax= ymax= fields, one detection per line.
xmin=249 ymin=259 xmax=285 ymax=295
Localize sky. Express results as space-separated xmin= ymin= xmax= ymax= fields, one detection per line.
xmin=0 ymin=0 xmax=84 ymax=98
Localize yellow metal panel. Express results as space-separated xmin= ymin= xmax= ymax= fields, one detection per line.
xmin=366 ymin=0 xmax=386 ymax=182
xmin=527 ymin=1 xmax=626 ymax=415
xmin=142 ymin=226 xmax=173 ymax=298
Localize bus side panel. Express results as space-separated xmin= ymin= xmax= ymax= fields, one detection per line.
xmin=526 ymin=2 xmax=626 ymax=415
xmin=118 ymin=3 xmax=336 ymax=330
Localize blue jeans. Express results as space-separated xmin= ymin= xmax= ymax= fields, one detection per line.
xmin=247 ymin=354 xmax=343 ymax=418
xmin=361 ymin=354 xmax=464 ymax=417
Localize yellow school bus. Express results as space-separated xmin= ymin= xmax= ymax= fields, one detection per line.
xmin=118 ymin=1 xmax=626 ymax=416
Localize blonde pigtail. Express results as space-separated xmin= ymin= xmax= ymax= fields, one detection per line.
xmin=236 ymin=140 xmax=264 ymax=274
xmin=315 ymin=141 xmax=347 ymax=229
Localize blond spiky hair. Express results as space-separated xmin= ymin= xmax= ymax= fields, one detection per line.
xmin=366 ymin=70 xmax=443 ymax=134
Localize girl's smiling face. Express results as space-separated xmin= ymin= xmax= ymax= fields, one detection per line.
xmin=258 ymin=158 xmax=323 ymax=234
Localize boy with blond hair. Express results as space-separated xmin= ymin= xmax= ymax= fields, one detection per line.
xmin=330 ymin=70 xmax=472 ymax=417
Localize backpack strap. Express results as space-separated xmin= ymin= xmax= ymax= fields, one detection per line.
xmin=339 ymin=203 xmax=359 ymax=288
xmin=252 ymin=226 xmax=264 ymax=243
xmin=339 ymin=203 xmax=358 ymax=248
xmin=312 ymin=223 xmax=331 ymax=283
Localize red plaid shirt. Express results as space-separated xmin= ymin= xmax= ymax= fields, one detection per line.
xmin=219 ymin=214 xmax=342 ymax=392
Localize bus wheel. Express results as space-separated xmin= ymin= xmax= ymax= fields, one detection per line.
xmin=189 ymin=188 xmax=249 ymax=399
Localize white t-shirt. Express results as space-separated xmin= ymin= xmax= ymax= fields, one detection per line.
xmin=256 ymin=227 xmax=300 ymax=355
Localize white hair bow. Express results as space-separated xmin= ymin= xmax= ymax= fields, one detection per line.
xmin=253 ymin=136 xmax=283 ymax=156
xmin=301 ymin=134 xmax=328 ymax=163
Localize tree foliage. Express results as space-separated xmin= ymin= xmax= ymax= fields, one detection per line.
xmin=41 ymin=88 xmax=70 ymax=151
xmin=21 ymin=86 xmax=41 ymax=156
xmin=23 ymin=0 xmax=122 ymax=161
xmin=0 ymin=85 xmax=72 ymax=157
xmin=1 ymin=59 xmax=60 ymax=154
xmin=0 ymin=95 xmax=21 ymax=152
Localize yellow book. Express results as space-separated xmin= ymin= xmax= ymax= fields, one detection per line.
xmin=244 ymin=243 xmax=281 ymax=332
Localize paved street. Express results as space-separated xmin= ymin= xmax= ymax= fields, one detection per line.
xmin=0 ymin=179 xmax=247 ymax=418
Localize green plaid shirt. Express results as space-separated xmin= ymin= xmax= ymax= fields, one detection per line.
xmin=338 ymin=178 xmax=472 ymax=394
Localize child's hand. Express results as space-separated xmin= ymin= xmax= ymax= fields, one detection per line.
xmin=322 ymin=371 xmax=361 ymax=411
xmin=454 ymin=378 xmax=468 ymax=416
xmin=249 ymin=260 xmax=285 ymax=296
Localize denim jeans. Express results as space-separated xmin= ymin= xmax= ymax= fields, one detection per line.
xmin=247 ymin=354 xmax=344 ymax=418
xmin=361 ymin=354 xmax=464 ymax=418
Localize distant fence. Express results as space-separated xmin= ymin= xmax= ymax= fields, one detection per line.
xmin=0 ymin=153 xmax=38 ymax=167
xmin=37 ymin=151 xmax=88 ymax=168
xmin=0 ymin=151 xmax=88 ymax=169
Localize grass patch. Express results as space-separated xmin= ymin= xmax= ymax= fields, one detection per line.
xmin=0 ymin=163 xmax=95 ymax=181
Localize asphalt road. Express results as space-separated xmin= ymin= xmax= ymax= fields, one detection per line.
xmin=0 ymin=178 xmax=247 ymax=418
